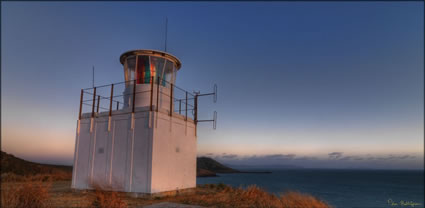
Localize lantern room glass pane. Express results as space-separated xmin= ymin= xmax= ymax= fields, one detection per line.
xmin=133 ymin=55 xmax=175 ymax=87
xmin=136 ymin=55 xmax=150 ymax=84
xmin=163 ymin=60 xmax=174 ymax=86
xmin=151 ymin=56 xmax=166 ymax=86
xmin=125 ymin=55 xmax=136 ymax=83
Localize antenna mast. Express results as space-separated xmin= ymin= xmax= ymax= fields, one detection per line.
xmin=165 ymin=17 xmax=168 ymax=52
xmin=92 ymin=66 xmax=95 ymax=88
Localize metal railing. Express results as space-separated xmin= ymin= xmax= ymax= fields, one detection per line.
xmin=78 ymin=76 xmax=197 ymax=121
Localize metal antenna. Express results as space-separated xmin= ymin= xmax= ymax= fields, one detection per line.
xmin=92 ymin=66 xmax=95 ymax=88
xmin=195 ymin=84 xmax=218 ymax=129
xmin=165 ymin=17 xmax=168 ymax=52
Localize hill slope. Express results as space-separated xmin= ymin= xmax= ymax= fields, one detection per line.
xmin=1 ymin=151 xmax=72 ymax=176
xmin=197 ymin=157 xmax=239 ymax=175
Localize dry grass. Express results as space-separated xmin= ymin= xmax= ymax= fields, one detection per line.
xmin=1 ymin=172 xmax=72 ymax=182
xmin=148 ymin=184 xmax=332 ymax=208
xmin=279 ymin=191 xmax=330 ymax=208
xmin=90 ymin=190 xmax=128 ymax=208
xmin=1 ymin=178 xmax=51 ymax=208
xmin=88 ymin=183 xmax=128 ymax=208
xmin=1 ymin=179 xmax=331 ymax=208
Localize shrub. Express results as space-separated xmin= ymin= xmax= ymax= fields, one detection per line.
xmin=88 ymin=183 xmax=127 ymax=208
xmin=1 ymin=179 xmax=51 ymax=208
xmin=1 ymin=173 xmax=22 ymax=182
xmin=90 ymin=190 xmax=127 ymax=208
xmin=238 ymin=185 xmax=282 ymax=208
xmin=280 ymin=191 xmax=330 ymax=208
xmin=172 ymin=184 xmax=331 ymax=208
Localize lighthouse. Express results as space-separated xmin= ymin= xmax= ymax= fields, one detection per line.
xmin=71 ymin=49 xmax=214 ymax=194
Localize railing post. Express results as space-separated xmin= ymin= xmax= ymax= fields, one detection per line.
xmin=150 ymin=76 xmax=154 ymax=111
xmin=90 ymin=87 xmax=96 ymax=133
xmin=79 ymin=89 xmax=84 ymax=120
xmin=109 ymin=84 xmax=114 ymax=117
xmin=91 ymin=87 xmax=96 ymax=118
xmin=194 ymin=94 xmax=198 ymax=123
xmin=96 ymin=95 xmax=100 ymax=113
xmin=185 ymin=92 xmax=188 ymax=121
xmin=117 ymin=101 xmax=119 ymax=110
xmin=179 ymin=100 xmax=181 ymax=114
xmin=156 ymin=76 xmax=160 ymax=112
xmin=108 ymin=84 xmax=114 ymax=132
xmin=132 ymin=80 xmax=136 ymax=113
xmin=170 ymin=83 xmax=173 ymax=116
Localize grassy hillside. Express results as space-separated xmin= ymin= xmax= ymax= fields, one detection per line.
xmin=1 ymin=151 xmax=72 ymax=176
xmin=197 ymin=157 xmax=239 ymax=174
xmin=1 ymin=151 xmax=72 ymax=181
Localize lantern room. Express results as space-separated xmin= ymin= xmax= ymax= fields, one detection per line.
xmin=120 ymin=50 xmax=182 ymax=109
xmin=120 ymin=49 xmax=181 ymax=86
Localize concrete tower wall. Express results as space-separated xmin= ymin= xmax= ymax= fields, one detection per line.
xmin=151 ymin=112 xmax=197 ymax=193
xmin=72 ymin=108 xmax=196 ymax=194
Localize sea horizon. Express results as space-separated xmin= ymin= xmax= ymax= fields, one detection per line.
xmin=198 ymin=169 xmax=424 ymax=208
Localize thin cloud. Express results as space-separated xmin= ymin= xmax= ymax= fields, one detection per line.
xmin=340 ymin=154 xmax=416 ymax=161
xmin=199 ymin=152 xmax=420 ymax=169
xmin=339 ymin=156 xmax=364 ymax=161
xmin=328 ymin=152 xmax=343 ymax=159
xmin=263 ymin=154 xmax=296 ymax=160
xmin=339 ymin=156 xmax=352 ymax=161
xmin=373 ymin=154 xmax=416 ymax=161
xmin=211 ymin=153 xmax=298 ymax=162
xmin=221 ymin=154 xmax=238 ymax=159
xmin=294 ymin=156 xmax=318 ymax=160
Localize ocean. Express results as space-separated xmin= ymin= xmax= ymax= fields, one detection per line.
xmin=197 ymin=169 xmax=424 ymax=208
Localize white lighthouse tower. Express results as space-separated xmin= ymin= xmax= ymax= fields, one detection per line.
xmin=71 ymin=50 xmax=214 ymax=194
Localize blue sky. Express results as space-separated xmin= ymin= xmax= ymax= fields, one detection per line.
xmin=1 ymin=2 xmax=423 ymax=169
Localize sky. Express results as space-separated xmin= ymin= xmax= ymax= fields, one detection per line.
xmin=1 ymin=2 xmax=423 ymax=169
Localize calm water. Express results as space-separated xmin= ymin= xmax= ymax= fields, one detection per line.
xmin=197 ymin=169 xmax=424 ymax=208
